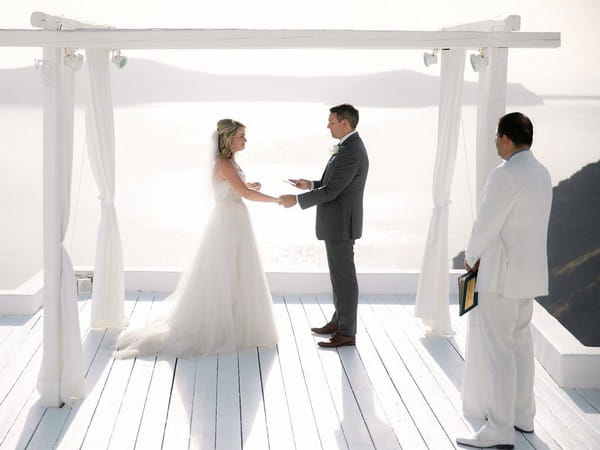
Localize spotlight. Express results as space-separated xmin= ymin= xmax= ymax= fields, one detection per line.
xmin=470 ymin=48 xmax=489 ymax=72
xmin=423 ymin=50 xmax=438 ymax=67
xmin=111 ymin=50 xmax=127 ymax=69
xmin=63 ymin=48 xmax=83 ymax=71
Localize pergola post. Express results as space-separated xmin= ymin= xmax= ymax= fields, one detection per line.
xmin=37 ymin=46 xmax=85 ymax=407
xmin=474 ymin=47 xmax=509 ymax=205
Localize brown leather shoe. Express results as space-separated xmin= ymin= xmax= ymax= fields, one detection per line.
xmin=318 ymin=332 xmax=355 ymax=348
xmin=311 ymin=322 xmax=337 ymax=335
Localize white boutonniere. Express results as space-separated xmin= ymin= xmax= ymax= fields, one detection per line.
xmin=329 ymin=144 xmax=343 ymax=155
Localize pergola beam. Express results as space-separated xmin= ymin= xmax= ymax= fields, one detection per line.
xmin=0 ymin=29 xmax=560 ymax=50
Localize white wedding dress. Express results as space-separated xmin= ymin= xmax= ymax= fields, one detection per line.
xmin=114 ymin=166 xmax=278 ymax=359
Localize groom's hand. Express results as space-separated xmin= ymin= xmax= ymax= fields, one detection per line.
xmin=279 ymin=195 xmax=297 ymax=208
xmin=288 ymin=179 xmax=311 ymax=190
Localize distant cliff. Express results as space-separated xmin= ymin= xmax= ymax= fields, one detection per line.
xmin=453 ymin=160 xmax=600 ymax=346
xmin=0 ymin=58 xmax=542 ymax=107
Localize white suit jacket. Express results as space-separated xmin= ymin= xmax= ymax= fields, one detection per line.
xmin=466 ymin=151 xmax=553 ymax=299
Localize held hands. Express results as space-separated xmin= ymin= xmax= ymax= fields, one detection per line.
xmin=277 ymin=178 xmax=306 ymax=208
xmin=279 ymin=195 xmax=297 ymax=208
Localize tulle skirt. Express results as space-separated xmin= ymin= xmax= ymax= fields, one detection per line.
xmin=114 ymin=201 xmax=278 ymax=359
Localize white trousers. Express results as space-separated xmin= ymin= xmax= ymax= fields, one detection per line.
xmin=477 ymin=292 xmax=536 ymax=440
xmin=461 ymin=293 xmax=536 ymax=439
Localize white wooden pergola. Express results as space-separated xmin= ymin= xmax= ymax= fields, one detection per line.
xmin=0 ymin=13 xmax=560 ymax=407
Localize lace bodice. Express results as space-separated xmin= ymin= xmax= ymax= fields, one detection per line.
xmin=213 ymin=164 xmax=244 ymax=203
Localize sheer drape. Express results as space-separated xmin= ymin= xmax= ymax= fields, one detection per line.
xmin=86 ymin=49 xmax=125 ymax=329
xmin=414 ymin=48 xmax=466 ymax=335
xmin=37 ymin=47 xmax=85 ymax=407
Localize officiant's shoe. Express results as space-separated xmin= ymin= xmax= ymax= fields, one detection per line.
xmin=456 ymin=426 xmax=514 ymax=449
xmin=456 ymin=435 xmax=513 ymax=449
xmin=311 ymin=322 xmax=337 ymax=335
xmin=514 ymin=425 xmax=534 ymax=434
xmin=318 ymin=332 xmax=355 ymax=348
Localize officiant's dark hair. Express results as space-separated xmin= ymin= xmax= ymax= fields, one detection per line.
xmin=217 ymin=118 xmax=245 ymax=159
xmin=497 ymin=112 xmax=533 ymax=147
xmin=330 ymin=104 xmax=359 ymax=129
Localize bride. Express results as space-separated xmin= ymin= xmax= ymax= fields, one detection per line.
xmin=114 ymin=119 xmax=280 ymax=359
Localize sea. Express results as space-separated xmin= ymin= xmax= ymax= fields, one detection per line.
xmin=1 ymin=99 xmax=599 ymax=289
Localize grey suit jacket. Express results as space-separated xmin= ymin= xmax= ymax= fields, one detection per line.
xmin=298 ymin=132 xmax=369 ymax=240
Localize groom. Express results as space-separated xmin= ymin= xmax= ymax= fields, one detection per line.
xmin=280 ymin=104 xmax=369 ymax=347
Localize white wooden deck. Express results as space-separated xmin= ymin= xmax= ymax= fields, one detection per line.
xmin=1 ymin=293 xmax=599 ymax=450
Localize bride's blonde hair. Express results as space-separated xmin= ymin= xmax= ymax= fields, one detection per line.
xmin=217 ymin=118 xmax=245 ymax=159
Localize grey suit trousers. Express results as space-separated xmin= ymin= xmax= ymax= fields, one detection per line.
xmin=325 ymin=240 xmax=358 ymax=336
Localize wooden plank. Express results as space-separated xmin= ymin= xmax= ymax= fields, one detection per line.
xmin=0 ymin=311 xmax=42 ymax=368
xmin=540 ymin=377 xmax=600 ymax=441
xmin=162 ymin=357 xmax=197 ymax=449
xmin=54 ymin=295 xmax=139 ymax=448
xmin=258 ymin=346 xmax=295 ymax=449
xmin=189 ymin=355 xmax=218 ymax=450
xmin=0 ymin=352 xmax=43 ymax=449
xmin=215 ymin=352 xmax=242 ymax=450
xmin=134 ymin=356 xmax=176 ymax=450
xmin=0 ymin=312 xmax=42 ymax=385
xmin=0 ymin=314 xmax=28 ymax=347
xmin=534 ymin=362 xmax=600 ymax=449
xmin=398 ymin=304 xmax=465 ymax=390
xmin=81 ymin=295 xmax=150 ymax=449
xmin=22 ymin=298 xmax=95 ymax=450
xmin=300 ymin=294 xmax=374 ymax=449
xmin=357 ymin=295 xmax=452 ymax=449
xmin=0 ymin=29 xmax=561 ymax=50
xmin=107 ymin=295 xmax=158 ymax=449
xmin=577 ymin=388 xmax=600 ymax=412
xmin=365 ymin=295 xmax=472 ymax=441
xmin=272 ymin=295 xmax=321 ymax=450
xmin=0 ymin=299 xmax=92 ymax=450
xmin=284 ymin=294 xmax=348 ymax=449
xmin=238 ymin=348 xmax=269 ymax=450
xmin=1 ymin=290 xmax=598 ymax=449
xmin=315 ymin=295 xmax=403 ymax=449
xmin=0 ymin=298 xmax=92 ymax=446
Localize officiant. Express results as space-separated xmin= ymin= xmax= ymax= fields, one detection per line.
xmin=457 ymin=112 xmax=553 ymax=449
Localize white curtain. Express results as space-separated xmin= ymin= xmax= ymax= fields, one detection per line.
xmin=37 ymin=47 xmax=85 ymax=407
xmin=85 ymin=49 xmax=125 ymax=329
xmin=414 ymin=48 xmax=466 ymax=335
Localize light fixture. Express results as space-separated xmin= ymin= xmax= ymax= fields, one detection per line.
xmin=469 ymin=48 xmax=489 ymax=72
xmin=34 ymin=59 xmax=48 ymax=70
xmin=63 ymin=48 xmax=83 ymax=71
xmin=423 ymin=50 xmax=438 ymax=67
xmin=111 ymin=50 xmax=127 ymax=69
xmin=34 ymin=59 xmax=52 ymax=82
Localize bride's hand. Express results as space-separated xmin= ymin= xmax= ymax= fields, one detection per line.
xmin=246 ymin=182 xmax=261 ymax=191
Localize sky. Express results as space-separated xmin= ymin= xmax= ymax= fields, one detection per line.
xmin=1 ymin=0 xmax=599 ymax=95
